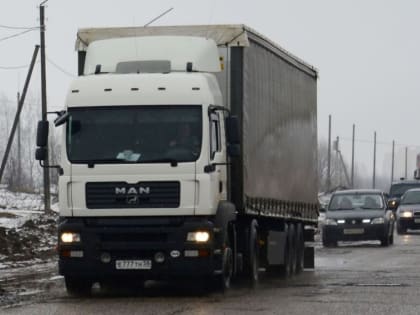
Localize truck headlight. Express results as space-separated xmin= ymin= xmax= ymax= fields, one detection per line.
xmin=325 ymin=219 xmax=337 ymax=226
xmin=371 ymin=217 xmax=384 ymax=224
xmin=187 ymin=231 xmax=210 ymax=243
xmin=400 ymin=211 xmax=413 ymax=218
xmin=60 ymin=232 xmax=81 ymax=243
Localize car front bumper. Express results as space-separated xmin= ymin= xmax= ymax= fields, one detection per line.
xmin=323 ymin=224 xmax=387 ymax=242
xmin=397 ymin=217 xmax=420 ymax=230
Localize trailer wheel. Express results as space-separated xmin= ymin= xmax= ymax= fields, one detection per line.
xmin=289 ymin=224 xmax=297 ymax=275
xmin=246 ymin=220 xmax=259 ymax=286
xmin=295 ymin=223 xmax=305 ymax=274
xmin=279 ymin=224 xmax=291 ymax=278
xmin=65 ymin=276 xmax=92 ymax=297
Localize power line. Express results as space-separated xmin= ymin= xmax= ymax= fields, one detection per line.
xmin=46 ymin=56 xmax=75 ymax=77
xmin=0 ymin=29 xmax=36 ymax=43
xmin=340 ymin=136 xmax=420 ymax=149
xmin=0 ymin=24 xmax=39 ymax=30
xmin=0 ymin=63 xmax=31 ymax=70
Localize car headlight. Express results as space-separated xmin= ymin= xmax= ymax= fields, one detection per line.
xmin=60 ymin=232 xmax=81 ymax=243
xmin=400 ymin=211 xmax=413 ymax=218
xmin=371 ymin=217 xmax=385 ymax=224
xmin=325 ymin=218 xmax=338 ymax=226
xmin=187 ymin=231 xmax=210 ymax=242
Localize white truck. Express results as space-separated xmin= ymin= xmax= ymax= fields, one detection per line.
xmin=36 ymin=25 xmax=319 ymax=295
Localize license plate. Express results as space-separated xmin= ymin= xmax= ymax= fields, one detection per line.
xmin=343 ymin=228 xmax=364 ymax=235
xmin=115 ymin=260 xmax=152 ymax=270
xmin=415 ymin=219 xmax=420 ymax=223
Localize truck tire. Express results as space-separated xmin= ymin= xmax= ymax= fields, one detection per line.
xmin=65 ymin=276 xmax=92 ymax=297
xmin=288 ymin=224 xmax=297 ymax=275
xmin=279 ymin=223 xmax=292 ymax=278
xmin=213 ymin=232 xmax=234 ymax=291
xmin=295 ymin=223 xmax=305 ymax=274
xmin=245 ymin=220 xmax=259 ymax=286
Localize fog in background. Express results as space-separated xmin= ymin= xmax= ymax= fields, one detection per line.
xmin=1 ymin=0 xmax=420 ymax=192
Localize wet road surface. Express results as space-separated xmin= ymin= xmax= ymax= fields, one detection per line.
xmin=2 ymin=231 xmax=420 ymax=314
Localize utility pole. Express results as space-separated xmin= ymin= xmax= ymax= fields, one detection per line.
xmin=0 ymin=46 xmax=39 ymax=185
xmin=40 ymin=1 xmax=51 ymax=211
xmin=351 ymin=124 xmax=355 ymax=188
xmin=405 ymin=147 xmax=408 ymax=179
xmin=327 ymin=115 xmax=331 ymax=192
xmin=373 ymin=131 xmax=376 ymax=189
xmin=391 ymin=140 xmax=395 ymax=184
xmin=17 ymin=92 xmax=21 ymax=188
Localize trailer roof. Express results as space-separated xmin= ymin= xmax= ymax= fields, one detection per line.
xmin=76 ymin=24 xmax=318 ymax=77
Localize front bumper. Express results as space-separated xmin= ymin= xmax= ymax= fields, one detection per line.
xmin=323 ymin=224 xmax=386 ymax=242
xmin=397 ymin=217 xmax=420 ymax=230
xmin=58 ymin=217 xmax=222 ymax=280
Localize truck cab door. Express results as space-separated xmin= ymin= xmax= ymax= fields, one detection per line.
xmin=209 ymin=113 xmax=228 ymax=201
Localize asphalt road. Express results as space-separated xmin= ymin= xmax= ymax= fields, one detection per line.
xmin=2 ymin=231 xmax=420 ymax=315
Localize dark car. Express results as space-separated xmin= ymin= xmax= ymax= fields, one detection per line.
xmin=396 ymin=188 xmax=420 ymax=234
xmin=322 ymin=190 xmax=394 ymax=247
xmin=388 ymin=179 xmax=420 ymax=210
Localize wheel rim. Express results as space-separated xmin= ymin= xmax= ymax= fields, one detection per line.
xmin=223 ymin=248 xmax=233 ymax=288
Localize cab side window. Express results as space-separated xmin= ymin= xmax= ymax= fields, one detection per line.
xmin=210 ymin=113 xmax=221 ymax=160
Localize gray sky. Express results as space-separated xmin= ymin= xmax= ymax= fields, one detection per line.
xmin=1 ymin=0 xmax=420 ymax=181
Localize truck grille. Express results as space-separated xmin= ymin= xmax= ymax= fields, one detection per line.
xmin=100 ymin=233 xmax=167 ymax=243
xmin=86 ymin=181 xmax=180 ymax=209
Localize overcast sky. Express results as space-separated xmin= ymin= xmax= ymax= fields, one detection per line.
xmin=1 ymin=0 xmax=419 ymax=182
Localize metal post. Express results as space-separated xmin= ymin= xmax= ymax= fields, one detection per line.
xmin=17 ymin=92 xmax=21 ymax=188
xmin=405 ymin=147 xmax=408 ymax=179
xmin=336 ymin=136 xmax=340 ymax=184
xmin=351 ymin=124 xmax=355 ymax=188
xmin=327 ymin=115 xmax=331 ymax=192
xmin=373 ymin=131 xmax=376 ymax=189
xmin=391 ymin=140 xmax=395 ymax=184
xmin=40 ymin=3 xmax=51 ymax=211
xmin=0 ymin=46 xmax=39 ymax=184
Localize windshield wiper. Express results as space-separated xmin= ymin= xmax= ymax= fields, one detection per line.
xmin=83 ymin=158 xmax=135 ymax=167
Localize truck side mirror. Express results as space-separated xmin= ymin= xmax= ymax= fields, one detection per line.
xmin=35 ymin=147 xmax=47 ymax=161
xmin=54 ymin=111 xmax=69 ymax=127
xmin=36 ymin=120 xmax=49 ymax=147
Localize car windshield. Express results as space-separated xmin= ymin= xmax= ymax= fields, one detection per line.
xmin=328 ymin=193 xmax=384 ymax=210
xmin=389 ymin=183 xmax=420 ymax=198
xmin=400 ymin=191 xmax=420 ymax=205
xmin=66 ymin=105 xmax=202 ymax=164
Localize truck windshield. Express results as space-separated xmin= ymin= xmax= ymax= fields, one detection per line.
xmin=66 ymin=105 xmax=202 ymax=164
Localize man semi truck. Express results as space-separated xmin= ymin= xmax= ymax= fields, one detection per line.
xmin=35 ymin=25 xmax=319 ymax=295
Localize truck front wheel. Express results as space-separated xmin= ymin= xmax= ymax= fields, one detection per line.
xmin=65 ymin=276 xmax=92 ymax=297
xmin=213 ymin=246 xmax=233 ymax=291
